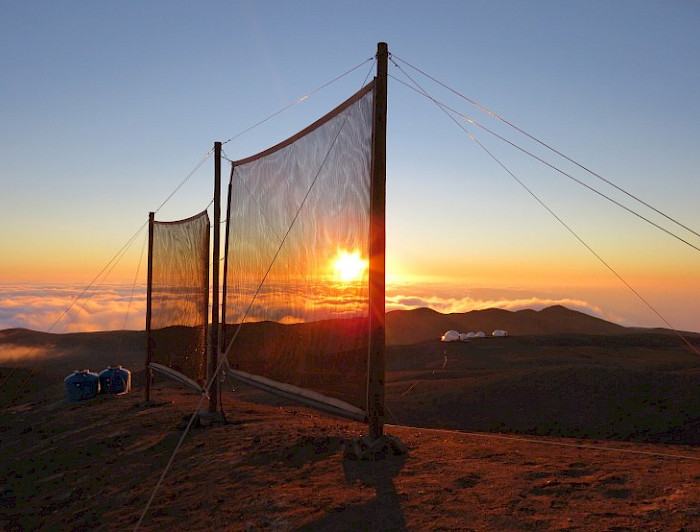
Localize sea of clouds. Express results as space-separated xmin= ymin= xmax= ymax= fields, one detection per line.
xmin=385 ymin=282 xmax=621 ymax=322
xmin=0 ymin=281 xmax=619 ymax=333
xmin=0 ymin=284 xmax=147 ymax=333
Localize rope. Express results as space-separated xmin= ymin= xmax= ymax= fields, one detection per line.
xmin=399 ymin=380 xmax=420 ymax=399
xmin=154 ymin=150 xmax=213 ymax=214
xmin=222 ymin=110 xmax=358 ymax=359
xmin=383 ymin=402 xmax=400 ymax=426
xmin=133 ymin=393 xmax=207 ymax=531
xmin=57 ymin=227 xmax=148 ymax=334
xmin=0 ymin=223 xmax=148 ymax=406
xmin=386 ymin=424 xmax=700 ymax=462
xmin=387 ymin=425 xmax=700 ymax=461
xmin=220 ymin=56 xmax=375 ymax=361
xmin=115 ymin=231 xmax=148 ymax=363
xmin=399 ymin=350 xmax=448 ymax=398
xmin=389 ymin=59 xmax=700 ymax=358
xmin=388 ymin=71 xmax=700 ymax=255
xmin=221 ymin=57 xmax=374 ymax=146
xmin=1 ymin=147 xmax=214 ymax=405
xmin=227 ymin=167 xmax=319 ymax=313
xmin=391 ymin=54 xmax=700 ymax=242
xmin=6 ymin=142 xmax=210 ymax=343
xmin=136 ymin=68 xmax=372 ymax=529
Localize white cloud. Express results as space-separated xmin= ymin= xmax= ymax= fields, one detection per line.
xmin=385 ymin=282 xmax=625 ymax=324
xmin=0 ymin=281 xmax=626 ymax=333
xmin=0 ymin=284 xmax=146 ymax=332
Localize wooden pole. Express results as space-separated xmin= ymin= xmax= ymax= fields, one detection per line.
xmin=145 ymin=212 xmax=155 ymax=402
xmin=209 ymin=142 xmax=222 ymax=413
xmin=367 ymin=42 xmax=388 ymax=439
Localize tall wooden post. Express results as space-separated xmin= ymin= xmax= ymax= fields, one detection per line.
xmin=210 ymin=142 xmax=222 ymax=413
xmin=145 ymin=212 xmax=155 ymax=402
xmin=368 ymin=42 xmax=388 ymax=439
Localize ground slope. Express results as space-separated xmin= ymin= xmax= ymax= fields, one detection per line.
xmin=1 ymin=387 xmax=699 ymax=531
xmin=384 ymin=334 xmax=700 ymax=445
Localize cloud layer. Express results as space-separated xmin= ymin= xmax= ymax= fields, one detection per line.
xmin=0 ymin=284 xmax=146 ymax=333
xmin=385 ymin=283 xmax=621 ymax=323
xmin=386 ymin=285 xmax=623 ymax=323
xmin=0 ymin=281 xmax=621 ymax=333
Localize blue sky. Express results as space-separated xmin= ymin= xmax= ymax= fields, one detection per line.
xmin=1 ymin=1 xmax=700 ymax=331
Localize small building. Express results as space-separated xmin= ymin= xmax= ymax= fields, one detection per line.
xmin=441 ymin=330 xmax=460 ymax=342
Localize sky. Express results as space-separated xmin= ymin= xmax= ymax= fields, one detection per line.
xmin=1 ymin=1 xmax=699 ymax=333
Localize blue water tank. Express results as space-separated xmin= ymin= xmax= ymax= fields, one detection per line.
xmin=64 ymin=370 xmax=100 ymax=402
xmin=98 ymin=366 xmax=131 ymax=395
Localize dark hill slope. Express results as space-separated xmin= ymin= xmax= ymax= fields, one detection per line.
xmin=386 ymin=305 xmax=629 ymax=345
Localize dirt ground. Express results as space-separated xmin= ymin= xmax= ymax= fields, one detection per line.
xmin=1 ymin=314 xmax=700 ymax=530
xmin=1 ymin=385 xmax=699 ymax=531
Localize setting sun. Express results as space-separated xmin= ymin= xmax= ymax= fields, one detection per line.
xmin=332 ymin=250 xmax=368 ymax=282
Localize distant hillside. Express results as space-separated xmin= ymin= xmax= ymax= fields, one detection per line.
xmin=385 ymin=305 xmax=629 ymax=345
xmin=0 ymin=305 xmax=669 ymax=355
xmin=1 ymin=305 xmax=627 ymax=375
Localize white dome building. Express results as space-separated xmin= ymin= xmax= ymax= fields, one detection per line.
xmin=492 ymin=329 xmax=508 ymax=337
xmin=441 ymin=330 xmax=460 ymax=342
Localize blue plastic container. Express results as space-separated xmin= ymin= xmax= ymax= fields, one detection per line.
xmin=98 ymin=365 xmax=131 ymax=395
xmin=64 ymin=370 xmax=100 ymax=402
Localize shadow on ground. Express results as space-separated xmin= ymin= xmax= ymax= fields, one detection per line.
xmin=298 ymin=453 xmax=407 ymax=531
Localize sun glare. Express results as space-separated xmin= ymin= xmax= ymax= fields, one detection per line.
xmin=332 ymin=250 xmax=368 ymax=283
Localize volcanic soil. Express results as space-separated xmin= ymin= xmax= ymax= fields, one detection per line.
xmin=1 ymin=306 xmax=700 ymax=530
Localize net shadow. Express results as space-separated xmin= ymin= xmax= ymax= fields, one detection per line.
xmin=298 ymin=454 xmax=407 ymax=531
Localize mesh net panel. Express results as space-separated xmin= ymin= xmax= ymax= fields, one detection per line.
xmin=224 ymin=82 xmax=374 ymax=413
xmin=150 ymin=210 xmax=210 ymax=386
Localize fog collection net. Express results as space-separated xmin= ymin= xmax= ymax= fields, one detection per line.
xmin=223 ymin=82 xmax=375 ymax=417
xmin=149 ymin=211 xmax=210 ymax=386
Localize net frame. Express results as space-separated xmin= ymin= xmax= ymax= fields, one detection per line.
xmin=145 ymin=210 xmax=210 ymax=399
xmin=221 ymin=80 xmax=381 ymax=423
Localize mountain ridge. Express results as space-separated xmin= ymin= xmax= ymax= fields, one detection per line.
xmin=385 ymin=304 xmax=630 ymax=345
xmin=2 ymin=305 xmax=690 ymax=348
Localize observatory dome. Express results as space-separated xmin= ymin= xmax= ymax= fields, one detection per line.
xmin=441 ymin=330 xmax=460 ymax=342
